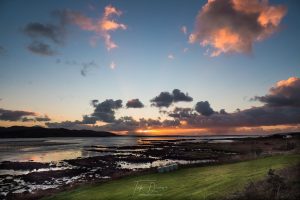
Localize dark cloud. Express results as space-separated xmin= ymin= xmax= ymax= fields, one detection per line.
xmin=139 ymin=118 xmax=162 ymax=127
xmin=195 ymin=101 xmax=215 ymax=116
xmin=47 ymin=99 xmax=123 ymax=129
xmin=27 ymin=41 xmax=57 ymax=56
xmin=0 ymin=108 xmax=36 ymax=121
xmin=22 ymin=117 xmax=35 ymax=122
xmin=172 ymin=89 xmax=193 ymax=102
xmin=254 ymin=77 xmax=300 ymax=107
xmin=91 ymin=100 xmax=99 ymax=107
xmin=23 ymin=22 xmax=65 ymax=44
xmin=47 ymin=77 xmax=300 ymax=134
xmin=186 ymin=106 xmax=300 ymax=128
xmin=151 ymin=92 xmax=173 ymax=107
xmin=46 ymin=120 xmax=89 ymax=130
xmin=162 ymin=119 xmax=180 ymax=127
xmin=98 ymin=117 xmax=180 ymax=132
xmin=189 ymin=0 xmax=287 ymax=56
xmin=151 ymin=89 xmax=193 ymax=108
xmin=23 ymin=12 xmax=67 ymax=56
xmin=168 ymin=107 xmax=196 ymax=119
xmin=90 ymin=99 xmax=123 ymax=123
xmin=81 ymin=115 xmax=97 ymax=124
xmin=46 ymin=116 xmax=166 ymax=133
xmin=80 ymin=61 xmax=97 ymax=77
xmin=219 ymin=109 xmax=228 ymax=115
xmin=168 ymin=77 xmax=300 ymax=130
xmin=56 ymin=59 xmax=98 ymax=76
xmin=101 ymin=116 xmax=140 ymax=131
xmin=35 ymin=115 xmax=51 ymax=122
xmin=126 ymin=99 xmax=144 ymax=108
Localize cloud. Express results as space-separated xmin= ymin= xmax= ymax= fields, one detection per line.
xmin=21 ymin=115 xmax=51 ymax=122
xmin=167 ymin=77 xmax=300 ymax=131
xmin=101 ymin=116 xmax=140 ymax=131
xmin=126 ymin=99 xmax=144 ymax=108
xmin=23 ymin=14 xmax=66 ymax=56
xmin=22 ymin=117 xmax=35 ymax=122
xmin=173 ymin=89 xmax=193 ymax=102
xmin=35 ymin=115 xmax=51 ymax=122
xmin=168 ymin=54 xmax=175 ymax=60
xmin=110 ymin=61 xmax=116 ymax=69
xmin=0 ymin=108 xmax=36 ymax=121
xmin=23 ymin=22 xmax=65 ymax=44
xmin=181 ymin=26 xmax=187 ymax=35
xmin=27 ymin=41 xmax=57 ymax=56
xmin=56 ymin=59 xmax=98 ymax=76
xmin=101 ymin=117 xmax=180 ymax=132
xmin=254 ymin=77 xmax=300 ymax=107
xmin=47 ymin=99 xmax=123 ymax=129
xmin=62 ymin=5 xmax=126 ymax=50
xmin=151 ymin=89 xmax=193 ymax=108
xmin=91 ymin=99 xmax=99 ymax=107
xmin=80 ymin=61 xmax=97 ymax=76
xmin=186 ymin=106 xmax=300 ymax=129
xmin=219 ymin=109 xmax=228 ymax=115
xmin=189 ymin=0 xmax=287 ymax=56
xmin=81 ymin=115 xmax=97 ymax=124
xmin=46 ymin=77 xmax=300 ymax=134
xmin=90 ymin=99 xmax=123 ymax=123
xmin=46 ymin=120 xmax=90 ymax=130
xmin=151 ymin=92 xmax=174 ymax=108
xmin=46 ymin=116 xmax=168 ymax=133
xmin=195 ymin=101 xmax=215 ymax=116
xmin=168 ymin=107 xmax=196 ymax=119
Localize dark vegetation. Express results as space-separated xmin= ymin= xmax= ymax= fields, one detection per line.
xmin=225 ymin=165 xmax=300 ymax=200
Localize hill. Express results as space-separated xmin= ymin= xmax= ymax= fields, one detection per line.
xmin=0 ymin=126 xmax=117 ymax=138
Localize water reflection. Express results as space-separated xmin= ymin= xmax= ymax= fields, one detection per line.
xmin=0 ymin=136 xmax=250 ymax=163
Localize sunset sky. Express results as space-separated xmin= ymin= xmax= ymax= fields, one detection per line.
xmin=0 ymin=0 xmax=300 ymax=135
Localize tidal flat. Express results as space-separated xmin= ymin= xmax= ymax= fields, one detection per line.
xmin=0 ymin=134 xmax=299 ymax=200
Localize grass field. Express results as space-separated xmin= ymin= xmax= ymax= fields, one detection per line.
xmin=44 ymin=154 xmax=300 ymax=200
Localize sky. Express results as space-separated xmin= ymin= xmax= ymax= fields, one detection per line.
xmin=0 ymin=0 xmax=300 ymax=135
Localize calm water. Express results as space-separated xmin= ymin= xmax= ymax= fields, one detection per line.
xmin=0 ymin=136 xmax=256 ymax=163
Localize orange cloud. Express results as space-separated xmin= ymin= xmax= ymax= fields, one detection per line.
xmin=254 ymin=77 xmax=300 ymax=107
xmin=189 ymin=0 xmax=287 ymax=56
xmin=65 ymin=5 xmax=126 ymax=50
xmin=276 ymin=77 xmax=299 ymax=87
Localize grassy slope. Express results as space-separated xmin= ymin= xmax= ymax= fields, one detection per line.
xmin=44 ymin=154 xmax=300 ymax=200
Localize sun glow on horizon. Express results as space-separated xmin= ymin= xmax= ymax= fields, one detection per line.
xmin=136 ymin=128 xmax=208 ymax=135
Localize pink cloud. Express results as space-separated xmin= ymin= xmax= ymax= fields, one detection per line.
xmin=64 ymin=5 xmax=127 ymax=50
xmin=181 ymin=26 xmax=187 ymax=35
xmin=189 ymin=0 xmax=287 ymax=57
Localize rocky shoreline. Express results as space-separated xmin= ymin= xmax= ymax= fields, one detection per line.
xmin=0 ymin=134 xmax=299 ymax=200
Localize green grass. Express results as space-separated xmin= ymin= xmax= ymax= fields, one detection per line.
xmin=44 ymin=154 xmax=300 ymax=200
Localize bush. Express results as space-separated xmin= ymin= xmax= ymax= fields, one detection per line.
xmin=224 ymin=166 xmax=300 ymax=200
